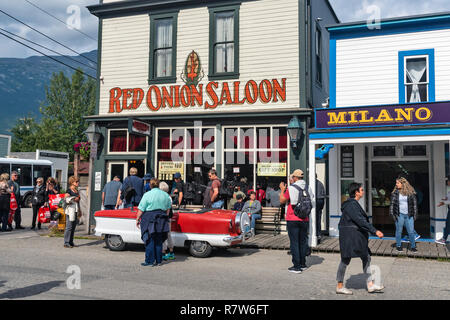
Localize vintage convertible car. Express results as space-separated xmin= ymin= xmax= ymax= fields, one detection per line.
xmin=94 ymin=207 xmax=252 ymax=258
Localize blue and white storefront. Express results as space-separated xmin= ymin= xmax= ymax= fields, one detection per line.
xmin=307 ymin=12 xmax=450 ymax=246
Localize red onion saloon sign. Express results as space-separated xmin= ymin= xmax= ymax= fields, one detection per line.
xmin=109 ymin=78 xmax=287 ymax=113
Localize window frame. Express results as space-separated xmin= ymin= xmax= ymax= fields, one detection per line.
xmin=398 ymin=49 xmax=435 ymax=104
xmin=208 ymin=5 xmax=240 ymax=81
xmin=315 ymin=23 xmax=323 ymax=86
xmin=148 ymin=11 xmax=179 ymax=85
xmin=107 ymin=129 xmax=148 ymax=155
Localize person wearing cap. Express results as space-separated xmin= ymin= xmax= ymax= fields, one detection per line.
xmin=171 ymin=172 xmax=184 ymax=207
xmin=102 ymin=176 xmax=122 ymax=210
xmin=436 ymin=176 xmax=450 ymax=245
xmin=143 ymin=173 xmax=153 ymax=193
xmin=279 ymin=169 xmax=314 ymax=274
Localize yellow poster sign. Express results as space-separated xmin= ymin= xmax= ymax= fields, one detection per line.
xmin=257 ymin=163 xmax=286 ymax=177
xmin=158 ymin=161 xmax=184 ymax=180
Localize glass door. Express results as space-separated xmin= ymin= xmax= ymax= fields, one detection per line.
xmin=371 ymin=161 xmax=430 ymax=237
xmin=107 ymin=162 xmax=127 ymax=183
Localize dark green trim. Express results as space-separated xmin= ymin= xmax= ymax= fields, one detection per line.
xmin=208 ymin=5 xmax=240 ymax=81
xmin=148 ymin=11 xmax=179 ymax=85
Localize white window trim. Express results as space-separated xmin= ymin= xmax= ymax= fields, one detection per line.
xmin=404 ymin=54 xmax=429 ymax=103
xmin=107 ymin=129 xmax=148 ymax=155
xmin=222 ymin=124 xmax=290 ymax=190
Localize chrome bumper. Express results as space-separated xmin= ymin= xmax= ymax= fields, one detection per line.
xmin=223 ymin=230 xmax=253 ymax=244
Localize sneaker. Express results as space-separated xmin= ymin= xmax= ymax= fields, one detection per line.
xmin=141 ymin=262 xmax=152 ymax=266
xmin=168 ymin=252 xmax=175 ymax=260
xmin=410 ymin=247 xmax=418 ymax=253
xmin=401 ymin=236 xmax=409 ymax=243
xmin=435 ymin=238 xmax=446 ymax=245
xmin=288 ymin=267 xmax=302 ymax=274
xmin=336 ymin=286 xmax=353 ymax=295
xmin=415 ymin=234 xmax=421 ymax=241
xmin=300 ymin=265 xmax=308 ymax=271
xmin=162 ymin=254 xmax=170 ymax=261
xmin=396 ymin=246 xmax=403 ymax=252
xmin=367 ymin=284 xmax=384 ymax=293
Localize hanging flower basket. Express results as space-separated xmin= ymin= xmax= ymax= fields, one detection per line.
xmin=74 ymin=142 xmax=91 ymax=160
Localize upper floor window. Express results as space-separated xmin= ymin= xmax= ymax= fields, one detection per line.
xmin=209 ymin=5 xmax=240 ymax=80
xmin=149 ymin=12 xmax=178 ymax=84
xmin=315 ymin=24 xmax=322 ymax=85
xmin=399 ymin=49 xmax=435 ymax=104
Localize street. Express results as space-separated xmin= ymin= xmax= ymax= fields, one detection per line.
xmin=0 ymin=209 xmax=449 ymax=300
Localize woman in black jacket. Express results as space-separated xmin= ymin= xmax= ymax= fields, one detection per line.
xmin=336 ymin=182 xmax=384 ymax=295
xmin=389 ymin=177 xmax=418 ymax=252
xmin=31 ymin=177 xmax=46 ymax=230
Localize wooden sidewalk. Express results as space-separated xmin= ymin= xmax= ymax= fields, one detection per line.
xmin=239 ymin=235 xmax=450 ymax=260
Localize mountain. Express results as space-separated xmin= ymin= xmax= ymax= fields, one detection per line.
xmin=0 ymin=50 xmax=98 ymax=135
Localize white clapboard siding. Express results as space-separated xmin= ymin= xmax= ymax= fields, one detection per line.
xmin=335 ymin=28 xmax=450 ymax=108
xmin=99 ymin=0 xmax=300 ymax=116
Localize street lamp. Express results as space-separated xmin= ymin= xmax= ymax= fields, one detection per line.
xmin=83 ymin=122 xmax=102 ymax=235
xmin=287 ymin=116 xmax=304 ymax=149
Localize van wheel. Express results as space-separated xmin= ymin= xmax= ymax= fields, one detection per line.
xmin=189 ymin=241 xmax=212 ymax=258
xmin=23 ymin=194 xmax=32 ymax=208
xmin=105 ymin=235 xmax=126 ymax=251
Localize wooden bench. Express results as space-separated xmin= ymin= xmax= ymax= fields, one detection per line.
xmin=256 ymin=206 xmax=287 ymax=235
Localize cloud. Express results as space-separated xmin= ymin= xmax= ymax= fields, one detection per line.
xmin=329 ymin=0 xmax=450 ymax=23
xmin=0 ymin=0 xmax=98 ymax=58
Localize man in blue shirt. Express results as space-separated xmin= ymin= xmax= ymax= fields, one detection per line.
xmin=102 ymin=176 xmax=122 ymax=210
xmin=119 ymin=167 xmax=144 ymax=208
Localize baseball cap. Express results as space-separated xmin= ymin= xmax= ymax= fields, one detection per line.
xmin=143 ymin=173 xmax=152 ymax=180
xmin=174 ymin=172 xmax=182 ymax=179
xmin=292 ymin=169 xmax=304 ymax=178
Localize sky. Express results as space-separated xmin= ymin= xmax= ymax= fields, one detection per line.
xmin=1 ymin=0 xmax=450 ymax=59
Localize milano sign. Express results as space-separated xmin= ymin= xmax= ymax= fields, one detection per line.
xmin=315 ymin=101 xmax=450 ymax=129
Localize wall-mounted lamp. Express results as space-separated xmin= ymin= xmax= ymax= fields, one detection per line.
xmin=287 ymin=116 xmax=304 ymax=149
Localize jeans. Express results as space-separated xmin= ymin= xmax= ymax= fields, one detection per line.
xmin=211 ymin=200 xmax=224 ymax=209
xmin=250 ymin=213 xmax=262 ymax=230
xmin=395 ymin=213 xmax=416 ymax=248
xmin=337 ymin=255 xmax=372 ymax=284
xmin=145 ymin=233 xmax=164 ymax=264
xmin=64 ymin=218 xmax=77 ymax=246
xmin=444 ymin=207 xmax=450 ymax=240
xmin=287 ymin=221 xmax=309 ymax=269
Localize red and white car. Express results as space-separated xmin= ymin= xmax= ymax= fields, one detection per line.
xmin=94 ymin=207 xmax=252 ymax=258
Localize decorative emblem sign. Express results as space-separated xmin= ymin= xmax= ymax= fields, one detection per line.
xmin=181 ymin=50 xmax=204 ymax=86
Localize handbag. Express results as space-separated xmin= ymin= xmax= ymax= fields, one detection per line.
xmin=38 ymin=206 xmax=51 ymax=224
xmin=10 ymin=193 xmax=18 ymax=211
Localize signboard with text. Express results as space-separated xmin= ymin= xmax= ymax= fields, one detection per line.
xmin=315 ymin=101 xmax=450 ymax=129
xmin=158 ymin=161 xmax=184 ymax=181
xmin=257 ymin=163 xmax=287 ymax=177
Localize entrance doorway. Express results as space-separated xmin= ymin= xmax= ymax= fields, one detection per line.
xmin=107 ymin=160 xmax=146 ymax=183
xmin=371 ymin=161 xmax=430 ymax=237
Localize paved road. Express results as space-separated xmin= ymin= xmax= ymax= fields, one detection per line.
xmin=0 ymin=209 xmax=449 ymax=300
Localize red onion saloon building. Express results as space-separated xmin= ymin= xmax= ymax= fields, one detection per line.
xmin=86 ymin=0 xmax=338 ymax=216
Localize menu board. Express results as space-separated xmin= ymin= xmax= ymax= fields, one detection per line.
xmin=341 ymin=146 xmax=354 ymax=178
xmin=158 ymin=161 xmax=184 ymax=180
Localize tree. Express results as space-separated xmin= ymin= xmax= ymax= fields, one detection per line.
xmin=10 ymin=116 xmax=40 ymax=152
xmin=10 ymin=69 xmax=96 ymax=159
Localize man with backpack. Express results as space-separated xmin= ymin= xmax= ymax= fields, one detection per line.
xmin=118 ymin=167 xmax=144 ymax=208
xmin=279 ymin=169 xmax=314 ymax=274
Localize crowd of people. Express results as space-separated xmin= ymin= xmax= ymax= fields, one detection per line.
xmin=1 ymin=165 xmax=449 ymax=295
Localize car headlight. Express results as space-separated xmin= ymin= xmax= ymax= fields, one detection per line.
xmin=240 ymin=212 xmax=250 ymax=235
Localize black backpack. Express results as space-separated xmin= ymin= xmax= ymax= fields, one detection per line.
xmin=123 ymin=185 xmax=136 ymax=203
xmin=291 ymin=184 xmax=312 ymax=219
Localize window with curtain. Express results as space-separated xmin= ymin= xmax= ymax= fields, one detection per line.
xmin=405 ymin=56 xmax=428 ymax=103
xmin=109 ymin=130 xmax=148 ymax=153
xmin=154 ymin=18 xmax=173 ymax=78
xmin=215 ymin=11 xmax=234 ymax=73
xmin=209 ymin=6 xmax=239 ymax=79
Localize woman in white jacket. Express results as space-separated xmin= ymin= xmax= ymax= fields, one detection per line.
xmin=64 ymin=176 xmax=81 ymax=248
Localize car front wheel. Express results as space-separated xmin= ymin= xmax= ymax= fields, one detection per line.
xmin=189 ymin=241 xmax=212 ymax=258
xmin=105 ymin=234 xmax=127 ymax=251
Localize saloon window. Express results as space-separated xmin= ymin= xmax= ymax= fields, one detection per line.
xmin=209 ymin=6 xmax=240 ymax=80
xmin=149 ymin=12 xmax=178 ymax=84
xmin=109 ymin=130 xmax=148 ymax=154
